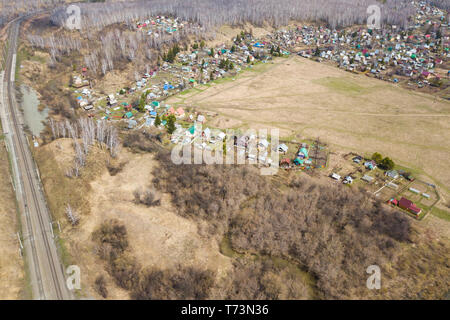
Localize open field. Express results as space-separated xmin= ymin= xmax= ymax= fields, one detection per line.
xmin=0 ymin=135 xmax=25 ymax=299
xmin=167 ymin=56 xmax=450 ymax=206
xmin=34 ymin=139 xmax=233 ymax=299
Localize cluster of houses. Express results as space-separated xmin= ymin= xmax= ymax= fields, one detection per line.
xmin=294 ymin=2 xmax=449 ymax=87
xmin=102 ymin=88 xmax=192 ymax=129
xmin=135 ymin=15 xmax=197 ymax=36
xmin=170 ymin=119 xmax=226 ymax=149
xmin=77 ymin=2 xmax=448 ymax=126
xmin=174 ymin=34 xmax=276 ymax=85
xmin=79 ymin=30 xmax=280 ymax=122
xmin=329 ymin=153 xmax=429 ymax=217
xmin=170 ymin=123 xmax=299 ymax=166
xmin=75 ymin=87 xmax=94 ymax=111
xmin=280 ymin=143 xmax=318 ymax=170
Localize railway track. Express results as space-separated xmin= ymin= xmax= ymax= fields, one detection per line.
xmin=2 ymin=16 xmax=70 ymax=300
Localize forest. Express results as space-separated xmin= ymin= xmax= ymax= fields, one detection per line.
xmin=24 ymin=0 xmax=419 ymax=79
xmin=89 ymin=134 xmax=448 ymax=299
xmin=151 ymin=146 xmax=412 ymax=299
xmin=49 ymin=0 xmax=415 ymax=31
xmin=87 ymin=134 xmax=450 ymax=300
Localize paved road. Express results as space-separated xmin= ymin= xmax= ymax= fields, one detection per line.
xmin=0 ymin=17 xmax=71 ymax=300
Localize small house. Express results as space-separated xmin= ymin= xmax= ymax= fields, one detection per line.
xmin=385 ymin=170 xmax=399 ymax=179
xmin=398 ymin=197 xmax=421 ymax=215
xmin=389 ymin=198 xmax=399 ymax=206
xmin=386 ymin=182 xmax=399 ymax=190
xmin=108 ymin=94 xmax=117 ymax=106
xmin=258 ymin=139 xmax=269 ymax=149
xmin=353 ymin=156 xmax=362 ymax=164
xmin=294 ymin=157 xmax=304 ymax=166
xmin=124 ymin=111 xmax=133 ymax=119
xmin=364 ymin=160 xmax=377 ymax=170
xmin=299 ymin=147 xmax=308 ymax=158
xmin=217 ymin=132 xmax=226 ymax=141
xmin=409 ymin=187 xmax=421 ymax=194
xmin=278 ymin=144 xmax=288 ymax=153
xmin=175 ymin=107 xmax=185 ymax=118
xmin=197 ymin=115 xmax=206 ymax=123
xmin=128 ymin=119 xmax=137 ymax=129
xmin=331 ymin=173 xmax=341 ymax=180
xmin=166 ymin=106 xmax=176 ymax=115
xmin=280 ymin=158 xmax=291 ymax=167
xmin=362 ymin=175 xmax=374 ymax=183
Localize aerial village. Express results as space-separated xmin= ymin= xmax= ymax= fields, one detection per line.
xmin=69 ymin=1 xmax=447 ymax=221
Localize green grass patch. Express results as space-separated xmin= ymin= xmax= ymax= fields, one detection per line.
xmin=55 ymin=235 xmax=73 ymax=268
xmin=431 ymin=206 xmax=450 ymax=222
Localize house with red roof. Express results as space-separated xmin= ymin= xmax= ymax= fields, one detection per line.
xmin=175 ymin=107 xmax=185 ymax=118
xmin=166 ymin=106 xmax=176 ymax=116
xmin=398 ymin=197 xmax=421 ymax=216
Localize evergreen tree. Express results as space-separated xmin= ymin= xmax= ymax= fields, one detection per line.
xmin=138 ymin=96 xmax=146 ymax=112
xmin=380 ymin=157 xmax=395 ymax=170
xmin=166 ymin=115 xmax=176 ymax=134
xmin=371 ymin=152 xmax=383 ymax=164
xmin=314 ymin=47 xmax=320 ymax=56
xmin=154 ymin=114 xmax=161 ymax=127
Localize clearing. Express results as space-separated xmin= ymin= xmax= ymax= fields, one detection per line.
xmin=34 ymin=139 xmax=232 ymax=299
xmin=167 ymin=55 xmax=450 ymax=207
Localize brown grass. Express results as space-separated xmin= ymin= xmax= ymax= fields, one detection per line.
xmin=34 ymin=139 xmax=232 ymax=299
xmin=168 ymin=56 xmax=450 ymax=202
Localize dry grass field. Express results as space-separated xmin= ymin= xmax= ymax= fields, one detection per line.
xmin=34 ymin=139 xmax=232 ymax=299
xmin=167 ymin=56 xmax=450 ymax=205
xmin=0 ymin=136 xmax=25 ymax=299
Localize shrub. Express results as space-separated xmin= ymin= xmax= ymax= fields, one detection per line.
xmin=380 ymin=157 xmax=395 ymax=170
xmin=94 ymin=275 xmax=108 ymax=298
xmin=371 ymin=152 xmax=383 ymax=164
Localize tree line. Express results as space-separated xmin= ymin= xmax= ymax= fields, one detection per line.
xmin=50 ymin=0 xmax=415 ymax=31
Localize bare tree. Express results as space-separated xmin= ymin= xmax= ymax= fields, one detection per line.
xmin=65 ymin=204 xmax=80 ymax=226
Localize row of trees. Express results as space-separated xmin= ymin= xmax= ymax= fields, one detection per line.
xmin=162 ymin=44 xmax=181 ymax=63
xmin=49 ymin=0 xmax=416 ymax=31
xmin=27 ymin=26 xmax=200 ymax=76
xmin=49 ymin=118 xmax=120 ymax=177
xmin=371 ymin=152 xmax=395 ymax=170
xmin=218 ymin=58 xmax=234 ymax=71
